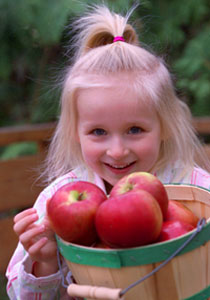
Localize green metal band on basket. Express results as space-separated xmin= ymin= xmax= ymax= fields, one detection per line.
xmin=56 ymin=220 xmax=210 ymax=268
xmin=183 ymin=284 xmax=210 ymax=300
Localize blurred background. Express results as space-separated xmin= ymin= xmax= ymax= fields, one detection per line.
xmin=0 ymin=0 xmax=210 ymax=298
xmin=1 ymin=0 xmax=210 ymax=157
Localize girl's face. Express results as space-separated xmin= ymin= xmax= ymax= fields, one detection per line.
xmin=76 ymin=76 xmax=162 ymax=191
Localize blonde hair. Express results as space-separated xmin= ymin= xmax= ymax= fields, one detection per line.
xmin=44 ymin=5 xmax=210 ymax=184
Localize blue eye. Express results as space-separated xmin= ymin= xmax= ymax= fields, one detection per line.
xmin=128 ymin=126 xmax=142 ymax=134
xmin=92 ymin=128 xmax=107 ymax=136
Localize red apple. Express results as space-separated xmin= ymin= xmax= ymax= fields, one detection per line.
xmin=166 ymin=200 xmax=199 ymax=227
xmin=47 ymin=181 xmax=107 ymax=246
xmin=93 ymin=241 xmax=111 ymax=249
xmin=95 ymin=189 xmax=163 ymax=248
xmin=158 ymin=220 xmax=195 ymax=242
xmin=110 ymin=172 xmax=168 ymax=219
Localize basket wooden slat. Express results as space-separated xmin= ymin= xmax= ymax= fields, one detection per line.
xmin=58 ymin=184 xmax=210 ymax=300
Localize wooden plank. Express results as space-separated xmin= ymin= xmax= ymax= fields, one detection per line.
xmin=192 ymin=117 xmax=210 ymax=135
xmin=0 ymin=153 xmax=46 ymax=211
xmin=0 ymin=122 xmax=56 ymax=146
xmin=0 ymin=118 xmax=208 ymax=147
xmin=0 ymin=118 xmax=209 ymax=147
xmin=0 ymin=217 xmax=19 ymax=273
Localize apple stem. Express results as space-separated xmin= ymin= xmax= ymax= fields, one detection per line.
xmin=69 ymin=191 xmax=85 ymax=202
xmin=123 ymin=183 xmax=133 ymax=193
xmin=78 ymin=193 xmax=84 ymax=201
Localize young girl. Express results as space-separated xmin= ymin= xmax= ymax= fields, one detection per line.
xmin=6 ymin=5 xmax=210 ymax=299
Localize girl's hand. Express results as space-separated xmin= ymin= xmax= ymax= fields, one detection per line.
xmin=13 ymin=207 xmax=59 ymax=276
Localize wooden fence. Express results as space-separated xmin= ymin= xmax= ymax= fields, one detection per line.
xmin=0 ymin=118 xmax=210 ymax=274
xmin=0 ymin=123 xmax=55 ymax=274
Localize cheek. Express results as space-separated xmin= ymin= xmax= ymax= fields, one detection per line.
xmin=79 ymin=139 xmax=91 ymax=158
xmin=136 ymin=135 xmax=161 ymax=157
xmin=79 ymin=140 xmax=101 ymax=163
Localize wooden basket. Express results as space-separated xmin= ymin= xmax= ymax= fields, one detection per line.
xmin=57 ymin=184 xmax=210 ymax=300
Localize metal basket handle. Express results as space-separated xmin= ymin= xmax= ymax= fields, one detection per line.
xmin=64 ymin=218 xmax=206 ymax=300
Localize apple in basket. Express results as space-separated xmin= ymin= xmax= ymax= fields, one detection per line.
xmin=165 ymin=200 xmax=199 ymax=227
xmin=110 ymin=172 xmax=169 ymax=219
xmin=93 ymin=241 xmax=111 ymax=249
xmin=95 ymin=189 xmax=163 ymax=248
xmin=157 ymin=220 xmax=195 ymax=242
xmin=47 ymin=181 xmax=107 ymax=246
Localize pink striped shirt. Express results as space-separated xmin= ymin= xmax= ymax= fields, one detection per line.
xmin=6 ymin=165 xmax=210 ymax=299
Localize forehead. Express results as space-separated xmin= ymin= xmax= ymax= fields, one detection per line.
xmin=76 ymin=72 xmax=151 ymax=103
xmin=76 ymin=73 xmax=158 ymax=123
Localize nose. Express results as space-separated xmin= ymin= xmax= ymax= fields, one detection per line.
xmin=106 ymin=137 xmax=130 ymax=159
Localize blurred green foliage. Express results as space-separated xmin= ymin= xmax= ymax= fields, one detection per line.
xmin=0 ymin=2 xmax=209 ymax=293
xmin=0 ymin=0 xmax=209 ymax=128
xmin=134 ymin=0 xmax=210 ymax=115
xmin=0 ymin=273 xmax=8 ymax=300
xmin=0 ymin=142 xmax=37 ymax=160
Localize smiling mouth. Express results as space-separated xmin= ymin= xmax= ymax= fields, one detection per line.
xmin=105 ymin=162 xmax=135 ymax=170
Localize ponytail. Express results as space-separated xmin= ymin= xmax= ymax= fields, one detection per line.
xmin=72 ymin=5 xmax=139 ymax=58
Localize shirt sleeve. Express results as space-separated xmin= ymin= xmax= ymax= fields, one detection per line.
xmin=6 ymin=171 xmax=79 ymax=300
xmin=190 ymin=167 xmax=210 ymax=190
xmin=7 ymin=253 xmax=71 ymax=300
xmin=156 ymin=162 xmax=210 ymax=191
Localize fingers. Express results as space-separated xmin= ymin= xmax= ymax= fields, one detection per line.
xmin=14 ymin=208 xmax=36 ymax=223
xmin=28 ymin=237 xmax=48 ymax=256
xmin=42 ymin=215 xmax=53 ymax=231
xmin=19 ymin=224 xmax=45 ymax=247
xmin=13 ymin=209 xmax=38 ymax=236
xmin=13 ymin=207 xmax=58 ymax=264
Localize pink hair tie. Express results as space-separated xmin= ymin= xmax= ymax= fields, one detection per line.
xmin=113 ymin=36 xmax=125 ymax=43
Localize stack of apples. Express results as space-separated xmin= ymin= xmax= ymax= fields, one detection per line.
xmin=47 ymin=172 xmax=199 ymax=248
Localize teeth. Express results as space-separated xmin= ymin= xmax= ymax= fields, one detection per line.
xmin=108 ymin=163 xmax=132 ymax=169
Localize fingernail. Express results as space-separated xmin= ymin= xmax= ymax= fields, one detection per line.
xmin=32 ymin=214 xmax=38 ymax=220
xmin=41 ymin=237 xmax=48 ymax=243
xmin=40 ymin=225 xmax=45 ymax=231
